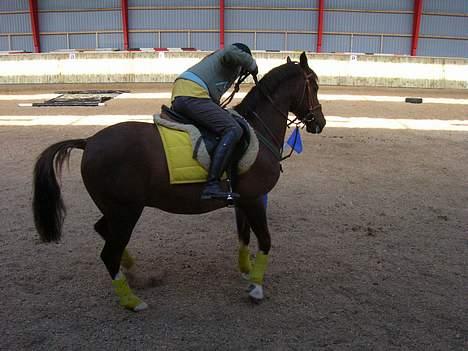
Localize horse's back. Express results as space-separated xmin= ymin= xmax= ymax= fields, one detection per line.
xmin=88 ymin=121 xmax=160 ymax=148
xmin=81 ymin=122 xmax=166 ymax=204
xmin=84 ymin=121 xmax=163 ymax=168
xmin=80 ymin=122 xmax=223 ymax=214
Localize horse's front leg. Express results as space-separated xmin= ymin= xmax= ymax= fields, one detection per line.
xmin=235 ymin=207 xmax=252 ymax=277
xmin=237 ymin=197 xmax=271 ymax=302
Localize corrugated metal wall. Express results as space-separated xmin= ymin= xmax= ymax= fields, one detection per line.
xmin=225 ymin=0 xmax=317 ymax=51
xmin=38 ymin=0 xmax=122 ymax=52
xmin=419 ymin=0 xmax=467 ymax=58
xmin=0 ymin=0 xmax=33 ymax=52
xmin=324 ymin=1 xmax=413 ymax=54
xmin=128 ymin=0 xmax=218 ymax=49
xmin=326 ymin=0 xmax=413 ymax=11
xmin=0 ymin=1 xmax=466 ymax=58
xmin=423 ymin=0 xmax=467 ymax=13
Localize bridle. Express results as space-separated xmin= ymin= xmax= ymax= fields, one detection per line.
xmin=296 ymin=71 xmax=322 ymax=129
xmin=221 ymin=66 xmax=322 ymax=163
xmin=253 ymin=69 xmax=321 ymax=129
xmin=248 ymin=69 xmax=322 ymax=161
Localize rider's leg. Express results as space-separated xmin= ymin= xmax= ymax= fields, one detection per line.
xmin=172 ymin=97 xmax=243 ymax=200
xmin=201 ymin=128 xmax=240 ymax=199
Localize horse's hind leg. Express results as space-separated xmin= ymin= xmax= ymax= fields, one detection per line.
xmin=100 ymin=207 xmax=147 ymax=312
xmin=94 ymin=216 xmax=135 ymax=270
xmin=235 ymin=207 xmax=252 ymax=276
xmin=238 ymin=197 xmax=271 ymax=302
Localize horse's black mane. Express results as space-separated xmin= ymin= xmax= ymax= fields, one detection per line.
xmin=260 ymin=62 xmax=318 ymax=94
xmin=236 ymin=61 xmax=318 ymax=113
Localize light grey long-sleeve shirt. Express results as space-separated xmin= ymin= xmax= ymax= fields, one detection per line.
xmin=178 ymin=45 xmax=257 ymax=104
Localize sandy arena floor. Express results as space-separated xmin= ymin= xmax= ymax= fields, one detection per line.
xmin=1 ymin=83 xmax=467 ymax=350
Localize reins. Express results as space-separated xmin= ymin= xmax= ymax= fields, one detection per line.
xmin=248 ymin=70 xmax=321 ymax=161
xmin=222 ymin=66 xmax=321 ymax=163
xmin=224 ymin=75 xmax=286 ymax=162
xmin=221 ymin=73 xmax=286 ymax=161
xmin=249 ymin=84 xmax=295 ymax=162
xmin=220 ymin=72 xmax=250 ymax=108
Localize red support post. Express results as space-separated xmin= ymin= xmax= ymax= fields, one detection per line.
xmin=316 ymin=0 xmax=324 ymax=53
xmin=28 ymin=0 xmax=40 ymax=53
xmin=219 ymin=0 xmax=225 ymax=48
xmin=411 ymin=0 xmax=423 ymax=56
xmin=121 ymin=0 xmax=129 ymax=50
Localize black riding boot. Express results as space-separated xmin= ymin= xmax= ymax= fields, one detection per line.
xmin=201 ymin=130 xmax=240 ymax=201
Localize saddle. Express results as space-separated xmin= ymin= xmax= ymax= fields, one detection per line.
xmin=154 ymin=105 xmax=259 ymax=185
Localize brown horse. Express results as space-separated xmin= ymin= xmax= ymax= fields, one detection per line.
xmin=32 ymin=52 xmax=326 ymax=311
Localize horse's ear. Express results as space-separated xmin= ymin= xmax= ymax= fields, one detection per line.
xmin=286 ymin=56 xmax=292 ymax=64
xmin=299 ymin=52 xmax=309 ymax=68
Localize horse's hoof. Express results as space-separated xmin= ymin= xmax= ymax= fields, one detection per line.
xmin=247 ymin=283 xmax=264 ymax=301
xmin=249 ymin=296 xmax=262 ymax=304
xmin=132 ymin=301 xmax=148 ymax=312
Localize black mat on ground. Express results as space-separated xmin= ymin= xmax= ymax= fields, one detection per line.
xmin=32 ymin=90 xmax=129 ymax=107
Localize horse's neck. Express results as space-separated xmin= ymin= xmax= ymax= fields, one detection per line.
xmin=237 ymin=89 xmax=290 ymax=149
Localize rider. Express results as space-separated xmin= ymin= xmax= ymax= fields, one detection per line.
xmin=171 ymin=43 xmax=258 ymax=201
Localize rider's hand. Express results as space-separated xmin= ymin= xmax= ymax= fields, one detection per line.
xmin=250 ymin=66 xmax=258 ymax=77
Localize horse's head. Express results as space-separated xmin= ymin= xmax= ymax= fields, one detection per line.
xmin=287 ymin=53 xmax=326 ymax=134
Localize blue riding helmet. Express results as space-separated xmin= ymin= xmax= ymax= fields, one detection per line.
xmin=232 ymin=43 xmax=252 ymax=56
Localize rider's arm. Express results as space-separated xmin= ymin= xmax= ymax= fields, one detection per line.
xmin=221 ymin=45 xmax=257 ymax=74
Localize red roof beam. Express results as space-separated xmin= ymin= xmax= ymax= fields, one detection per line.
xmin=28 ymin=0 xmax=40 ymax=53
xmin=411 ymin=0 xmax=423 ymax=56
xmin=220 ymin=0 xmax=225 ymax=49
xmin=316 ymin=0 xmax=325 ymax=53
xmin=121 ymin=0 xmax=129 ymax=50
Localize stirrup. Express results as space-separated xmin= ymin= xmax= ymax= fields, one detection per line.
xmin=201 ymin=191 xmax=240 ymax=201
xmin=226 ymin=193 xmax=238 ymax=207
xmin=201 ymin=189 xmax=240 ymax=204
xmin=200 ymin=179 xmax=239 ymax=202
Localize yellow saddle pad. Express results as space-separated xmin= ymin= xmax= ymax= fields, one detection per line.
xmin=157 ymin=124 xmax=208 ymax=184
xmin=154 ymin=111 xmax=259 ymax=185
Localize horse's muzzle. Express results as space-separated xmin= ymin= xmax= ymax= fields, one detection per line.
xmin=304 ymin=107 xmax=325 ymax=134
xmin=306 ymin=119 xmax=325 ymax=134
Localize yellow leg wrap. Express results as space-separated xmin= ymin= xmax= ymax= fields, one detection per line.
xmin=238 ymin=244 xmax=252 ymax=274
xmin=121 ymin=249 xmax=135 ymax=270
xmin=112 ymin=274 xmax=143 ymax=310
xmin=249 ymin=252 xmax=269 ymax=285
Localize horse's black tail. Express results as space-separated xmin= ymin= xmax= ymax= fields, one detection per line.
xmin=33 ymin=139 xmax=87 ymax=242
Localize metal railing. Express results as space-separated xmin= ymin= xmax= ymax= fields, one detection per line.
xmin=1 ymin=29 xmax=467 ymax=53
